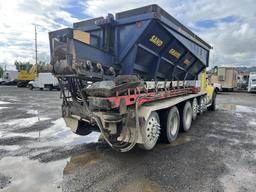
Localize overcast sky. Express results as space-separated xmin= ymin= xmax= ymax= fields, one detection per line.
xmin=0 ymin=0 xmax=256 ymax=70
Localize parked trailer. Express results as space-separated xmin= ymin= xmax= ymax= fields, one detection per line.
xmin=49 ymin=4 xmax=216 ymax=152
xmin=208 ymin=67 xmax=237 ymax=91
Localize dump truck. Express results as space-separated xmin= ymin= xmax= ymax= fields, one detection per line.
xmin=49 ymin=4 xmax=216 ymax=152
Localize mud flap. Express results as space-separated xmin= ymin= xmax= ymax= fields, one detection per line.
xmin=63 ymin=117 xmax=79 ymax=133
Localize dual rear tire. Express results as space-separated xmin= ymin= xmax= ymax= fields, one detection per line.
xmin=180 ymin=101 xmax=193 ymax=132
xmin=159 ymin=106 xmax=180 ymax=143
xmin=192 ymin=98 xmax=198 ymax=120
xmin=139 ymin=112 xmax=160 ymax=150
xmin=140 ymin=100 xmax=195 ymax=149
xmin=160 ymin=101 xmax=193 ymax=143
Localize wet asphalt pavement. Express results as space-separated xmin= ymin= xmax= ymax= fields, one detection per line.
xmin=0 ymin=86 xmax=256 ymax=192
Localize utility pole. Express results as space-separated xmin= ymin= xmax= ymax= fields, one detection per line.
xmin=35 ymin=25 xmax=38 ymax=74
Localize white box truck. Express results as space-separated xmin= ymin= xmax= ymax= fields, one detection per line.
xmin=0 ymin=70 xmax=18 ymax=85
xmin=248 ymin=72 xmax=256 ymax=93
xmin=28 ymin=73 xmax=59 ymax=91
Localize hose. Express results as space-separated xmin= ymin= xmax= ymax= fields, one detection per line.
xmin=97 ymin=93 xmax=161 ymax=152
xmin=60 ymin=76 xmax=161 ymax=152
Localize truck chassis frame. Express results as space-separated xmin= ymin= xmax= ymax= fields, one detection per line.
xmin=57 ymin=76 xmax=210 ymax=152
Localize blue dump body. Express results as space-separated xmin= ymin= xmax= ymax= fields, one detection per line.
xmin=49 ymin=4 xmax=211 ymax=81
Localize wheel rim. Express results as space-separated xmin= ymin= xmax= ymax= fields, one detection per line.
xmin=144 ymin=113 xmax=160 ymax=149
xmin=170 ymin=113 xmax=178 ymax=135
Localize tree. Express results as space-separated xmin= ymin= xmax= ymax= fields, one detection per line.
xmin=14 ymin=60 xmax=49 ymax=73
xmin=0 ymin=66 xmax=3 ymax=78
xmin=14 ymin=60 xmax=33 ymax=71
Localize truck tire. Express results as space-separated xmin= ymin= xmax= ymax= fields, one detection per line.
xmin=29 ymin=84 xmax=33 ymax=90
xmin=199 ymin=96 xmax=206 ymax=114
xmin=159 ymin=106 xmax=180 ymax=143
xmin=17 ymin=81 xmax=25 ymax=87
xmin=208 ymin=92 xmax=216 ymax=111
xmin=49 ymin=85 xmax=53 ymax=91
xmin=180 ymin=101 xmax=193 ymax=132
xmin=139 ymin=112 xmax=160 ymax=150
xmin=192 ymin=98 xmax=198 ymax=120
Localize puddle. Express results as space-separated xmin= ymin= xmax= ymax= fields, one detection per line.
xmin=170 ymin=135 xmax=192 ymax=146
xmin=158 ymin=135 xmax=192 ymax=149
xmin=38 ymin=118 xmax=100 ymax=146
xmin=0 ymin=156 xmax=68 ymax=192
xmin=26 ymin=109 xmax=39 ymax=115
xmin=63 ymin=151 xmax=102 ymax=174
xmin=0 ymin=96 xmax=19 ymax=102
xmin=220 ymin=165 xmax=256 ymax=192
xmin=120 ymin=178 xmax=161 ymax=192
xmin=0 ymin=145 xmax=20 ymax=151
xmin=0 ymin=117 xmax=50 ymax=129
xmin=212 ymin=121 xmax=236 ymax=128
xmin=0 ymin=101 xmax=11 ymax=105
xmin=0 ymin=117 xmax=100 ymax=152
xmin=206 ymin=133 xmax=255 ymax=146
xmin=206 ymin=134 xmax=226 ymax=140
xmin=219 ymin=104 xmax=256 ymax=113
xmin=222 ymin=127 xmax=245 ymax=134
xmin=0 ymin=132 xmax=40 ymax=139
xmin=6 ymin=98 xmax=19 ymax=102
xmin=0 ymin=117 xmax=49 ymax=141
xmin=248 ymin=120 xmax=256 ymax=127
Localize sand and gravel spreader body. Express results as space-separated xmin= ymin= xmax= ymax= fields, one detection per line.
xmin=49 ymin=4 xmax=216 ymax=152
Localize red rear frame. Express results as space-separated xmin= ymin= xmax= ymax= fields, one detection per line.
xmin=88 ymin=87 xmax=200 ymax=109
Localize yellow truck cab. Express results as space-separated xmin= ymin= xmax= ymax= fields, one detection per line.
xmin=200 ymin=69 xmax=216 ymax=111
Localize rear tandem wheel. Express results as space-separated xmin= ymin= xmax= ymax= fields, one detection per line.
xmin=159 ymin=106 xmax=180 ymax=143
xmin=139 ymin=112 xmax=160 ymax=150
xmin=180 ymin=101 xmax=193 ymax=132
xmin=192 ymin=98 xmax=198 ymax=120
